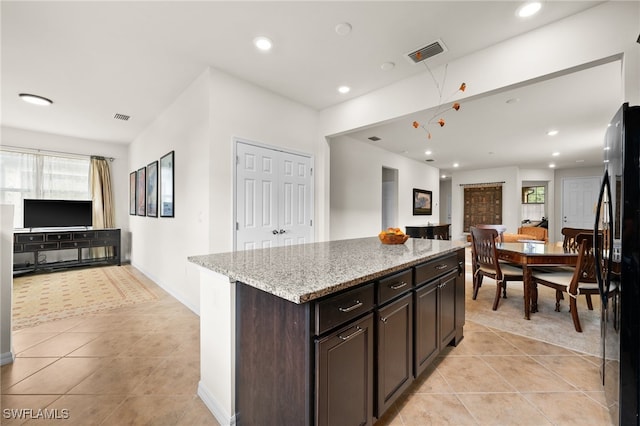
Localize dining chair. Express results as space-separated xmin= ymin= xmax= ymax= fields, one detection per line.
xmin=561 ymin=227 xmax=592 ymax=250
xmin=469 ymin=226 xmax=524 ymax=310
xmin=531 ymin=233 xmax=601 ymax=332
xmin=475 ymin=224 xmax=507 ymax=242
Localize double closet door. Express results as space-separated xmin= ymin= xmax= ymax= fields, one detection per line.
xmin=235 ymin=141 xmax=313 ymax=251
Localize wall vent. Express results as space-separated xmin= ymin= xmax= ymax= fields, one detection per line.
xmin=368 ymin=136 xmax=381 ymax=141
xmin=406 ymin=39 xmax=447 ymax=64
xmin=114 ymin=113 xmax=130 ymax=121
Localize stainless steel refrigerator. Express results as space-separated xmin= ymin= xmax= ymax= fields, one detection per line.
xmin=595 ymin=102 xmax=640 ymax=425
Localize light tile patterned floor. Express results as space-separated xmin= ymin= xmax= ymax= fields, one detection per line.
xmin=2 ymin=267 xmax=613 ymax=425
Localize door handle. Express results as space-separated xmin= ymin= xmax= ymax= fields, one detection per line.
xmin=279 ymin=229 xmax=286 ymax=234
xmin=272 ymin=229 xmax=279 ymax=235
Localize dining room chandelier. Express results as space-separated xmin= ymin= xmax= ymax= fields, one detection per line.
xmin=411 ymin=51 xmax=466 ymax=140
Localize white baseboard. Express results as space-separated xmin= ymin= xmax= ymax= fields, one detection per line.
xmin=197 ymin=381 xmax=236 ymax=426
xmin=0 ymin=350 xmax=15 ymax=366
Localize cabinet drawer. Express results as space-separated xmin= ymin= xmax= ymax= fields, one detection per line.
xmin=415 ymin=254 xmax=458 ymax=286
xmin=92 ymin=239 xmax=118 ymax=247
xmin=378 ymin=269 xmax=413 ymax=305
xmin=24 ymin=242 xmax=59 ymax=251
xmin=73 ymin=231 xmax=95 ymax=240
xmin=61 ymin=241 xmax=91 ymax=249
xmin=46 ymin=233 xmax=71 ymax=241
xmin=95 ymin=230 xmax=119 ymax=239
xmin=15 ymin=234 xmax=44 ymax=243
xmin=315 ymin=283 xmax=374 ymax=336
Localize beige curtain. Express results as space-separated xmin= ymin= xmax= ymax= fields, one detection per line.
xmin=90 ymin=156 xmax=115 ymax=257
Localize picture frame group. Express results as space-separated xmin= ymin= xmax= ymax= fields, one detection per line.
xmin=130 ymin=150 xmax=174 ymax=218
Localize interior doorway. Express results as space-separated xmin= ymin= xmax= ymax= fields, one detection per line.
xmin=381 ymin=167 xmax=398 ymax=230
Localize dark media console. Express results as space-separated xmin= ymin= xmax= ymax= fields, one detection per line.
xmin=13 ymin=228 xmax=121 ymax=274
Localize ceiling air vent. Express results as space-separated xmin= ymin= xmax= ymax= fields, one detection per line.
xmin=425 ymin=159 xmax=435 ymax=162
xmin=406 ymin=39 xmax=447 ymax=64
xmin=368 ymin=136 xmax=381 ymax=141
xmin=114 ymin=113 xmax=130 ymax=121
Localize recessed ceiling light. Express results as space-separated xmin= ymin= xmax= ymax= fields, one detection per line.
xmin=380 ymin=62 xmax=395 ymax=71
xmin=19 ymin=93 xmax=53 ymax=106
xmin=552 ymin=152 xmax=560 ymax=157
xmin=441 ymin=174 xmax=447 ymax=179
xmin=253 ymin=36 xmax=273 ymax=51
xmin=335 ymin=22 xmax=352 ymax=36
xmin=547 ymin=129 xmax=559 ymax=136
xmin=549 ymin=163 xmax=556 ymax=168
xmin=337 ymin=86 xmax=350 ymax=94
xmin=453 ymin=163 xmax=459 ymax=168
xmin=517 ymin=2 xmax=542 ymax=18
xmin=425 ymin=150 xmax=432 ymax=155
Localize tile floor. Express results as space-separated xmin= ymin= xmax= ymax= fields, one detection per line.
xmin=2 ymin=267 xmax=613 ymax=426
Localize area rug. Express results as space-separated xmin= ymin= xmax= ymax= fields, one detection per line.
xmin=463 ymin=249 xmax=605 ymax=357
xmin=12 ymin=265 xmax=158 ymax=330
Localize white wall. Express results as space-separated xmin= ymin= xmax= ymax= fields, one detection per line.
xmin=329 ymin=135 xmax=439 ymax=240
xmin=450 ymin=167 xmax=520 ymax=241
xmin=318 ymin=1 xmax=639 ymax=241
xmin=0 ymin=205 xmax=14 ymax=365
xmin=0 ymin=127 xmax=131 ymax=259
xmin=128 ymin=68 xmax=320 ymax=313
xmin=206 ymin=67 xmax=319 ymax=254
xmin=129 ymin=70 xmax=211 ymax=313
xmin=439 ymin=180 xmax=452 ymax=224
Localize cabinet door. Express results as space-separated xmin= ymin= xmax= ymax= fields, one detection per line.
xmin=414 ymin=281 xmax=439 ymax=377
xmin=439 ymin=271 xmax=457 ymax=348
xmin=316 ymin=314 xmax=374 ymax=426
xmin=377 ymin=293 xmax=413 ymax=415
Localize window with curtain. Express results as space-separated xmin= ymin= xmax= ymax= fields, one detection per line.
xmin=0 ymin=149 xmax=90 ymax=228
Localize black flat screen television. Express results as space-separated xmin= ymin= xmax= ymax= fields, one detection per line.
xmin=23 ymin=199 xmax=93 ymax=228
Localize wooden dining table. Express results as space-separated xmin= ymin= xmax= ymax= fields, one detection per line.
xmin=496 ymin=241 xmax=579 ymax=320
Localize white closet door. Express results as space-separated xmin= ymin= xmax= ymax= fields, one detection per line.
xmin=562 ymin=176 xmax=600 ymax=229
xmin=278 ymin=151 xmax=313 ymax=246
xmin=236 ymin=141 xmax=313 ymax=250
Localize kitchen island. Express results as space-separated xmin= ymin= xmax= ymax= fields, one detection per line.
xmin=189 ymin=237 xmax=466 ymax=425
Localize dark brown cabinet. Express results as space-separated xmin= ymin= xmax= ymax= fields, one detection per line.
xmin=234 ymin=248 xmax=465 ymax=425
xmin=414 ymin=280 xmax=439 ymax=375
xmin=316 ymin=314 xmax=374 ymax=426
xmin=414 ymin=255 xmax=460 ymax=377
xmin=13 ymin=229 xmax=121 ymax=274
xmin=376 ymin=292 xmax=413 ymax=415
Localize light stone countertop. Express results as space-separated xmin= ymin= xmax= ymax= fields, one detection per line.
xmin=188 ymin=237 xmax=466 ymax=304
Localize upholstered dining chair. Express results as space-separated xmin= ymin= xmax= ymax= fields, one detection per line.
xmin=470 ymin=226 xmax=524 ymax=310
xmin=531 ymin=233 xmax=601 ymax=332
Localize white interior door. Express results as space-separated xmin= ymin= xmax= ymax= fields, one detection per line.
xmin=236 ymin=141 xmax=313 ymax=250
xmin=562 ymin=176 xmax=600 ymax=229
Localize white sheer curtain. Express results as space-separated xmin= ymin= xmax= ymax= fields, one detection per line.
xmin=0 ymin=149 xmax=90 ymax=228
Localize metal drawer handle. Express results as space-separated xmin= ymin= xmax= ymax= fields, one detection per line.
xmin=338 ymin=326 xmax=364 ymax=341
xmin=338 ymin=300 xmax=363 ymax=313
xmin=389 ymin=281 xmax=408 ymax=290
xmin=435 ymin=264 xmax=449 ymax=270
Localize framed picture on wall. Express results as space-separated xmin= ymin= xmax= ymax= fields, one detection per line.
xmin=146 ymin=161 xmax=158 ymax=217
xmin=136 ymin=167 xmax=146 ymax=216
xmin=160 ymin=150 xmax=174 ymax=217
xmin=413 ymin=188 xmax=432 ymax=215
xmin=129 ymin=171 xmax=136 ymax=215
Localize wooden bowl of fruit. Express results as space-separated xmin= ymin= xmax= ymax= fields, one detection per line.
xmin=378 ymin=228 xmax=410 ymax=245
